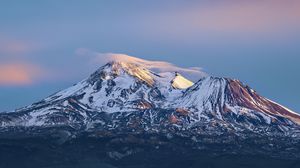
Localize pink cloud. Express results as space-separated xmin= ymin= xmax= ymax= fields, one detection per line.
xmin=0 ymin=63 xmax=43 ymax=85
xmin=141 ymin=1 xmax=300 ymax=37
xmin=195 ymin=1 xmax=300 ymax=32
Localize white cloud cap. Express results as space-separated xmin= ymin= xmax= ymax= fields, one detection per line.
xmin=76 ymin=49 xmax=208 ymax=82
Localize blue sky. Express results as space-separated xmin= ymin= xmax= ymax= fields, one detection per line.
xmin=0 ymin=1 xmax=299 ymax=112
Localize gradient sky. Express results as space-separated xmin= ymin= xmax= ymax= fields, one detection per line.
xmin=0 ymin=0 xmax=299 ymax=113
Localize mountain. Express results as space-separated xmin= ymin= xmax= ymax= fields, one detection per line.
xmin=0 ymin=58 xmax=300 ymax=168
xmin=172 ymin=77 xmax=300 ymax=131
xmin=1 ymin=60 xmax=299 ymax=131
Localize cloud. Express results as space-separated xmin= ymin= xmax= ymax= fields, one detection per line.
xmin=0 ymin=63 xmax=44 ymax=86
xmin=0 ymin=38 xmax=45 ymax=86
xmin=196 ymin=1 xmax=300 ymax=32
xmin=76 ymin=49 xmax=207 ymax=82
xmin=141 ymin=0 xmax=300 ymax=37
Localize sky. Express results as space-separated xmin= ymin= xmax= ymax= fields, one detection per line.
xmin=0 ymin=0 xmax=299 ymax=113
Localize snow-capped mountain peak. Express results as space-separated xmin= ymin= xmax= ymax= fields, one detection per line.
xmin=174 ymin=76 xmax=300 ymax=126
xmin=23 ymin=60 xmax=193 ymax=118
xmin=1 ymin=56 xmax=300 ymax=167
xmin=1 ymin=58 xmax=299 ymax=136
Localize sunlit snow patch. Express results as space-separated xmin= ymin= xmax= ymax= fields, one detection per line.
xmin=171 ymin=72 xmax=194 ymax=89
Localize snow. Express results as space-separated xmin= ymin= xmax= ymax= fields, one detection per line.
xmin=40 ymin=62 xmax=192 ymax=115
xmin=171 ymin=73 xmax=194 ymax=89
xmin=45 ymin=79 xmax=88 ymax=101
xmin=111 ymin=61 xmax=155 ymax=86
xmin=173 ymin=77 xmax=227 ymax=120
xmin=266 ymin=98 xmax=300 ymax=116
xmin=258 ymin=112 xmax=272 ymax=124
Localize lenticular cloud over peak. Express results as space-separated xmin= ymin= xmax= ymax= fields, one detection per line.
xmin=88 ymin=52 xmax=208 ymax=82
xmin=101 ymin=53 xmax=208 ymax=82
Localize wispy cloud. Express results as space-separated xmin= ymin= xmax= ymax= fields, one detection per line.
xmin=76 ymin=48 xmax=207 ymax=81
xmin=0 ymin=63 xmax=44 ymax=86
xmin=141 ymin=0 xmax=300 ymax=37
